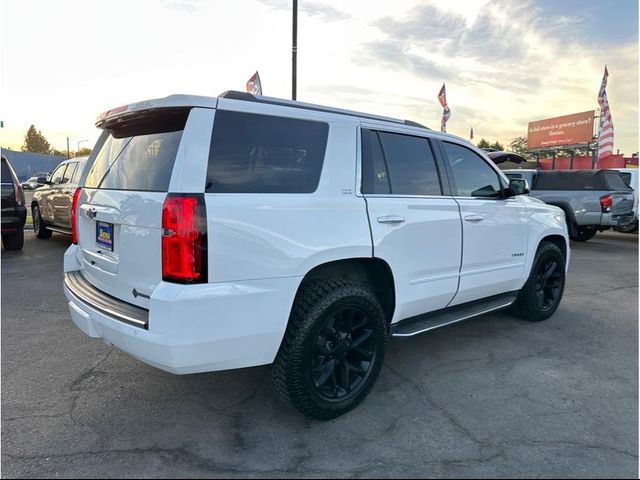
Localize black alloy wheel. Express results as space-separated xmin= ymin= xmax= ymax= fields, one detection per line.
xmin=308 ymin=306 xmax=378 ymax=402
xmin=533 ymin=258 xmax=562 ymax=312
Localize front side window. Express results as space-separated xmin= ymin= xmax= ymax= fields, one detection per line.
xmin=206 ymin=111 xmax=328 ymax=194
xmin=443 ymin=142 xmax=502 ymax=198
xmin=49 ymin=164 xmax=67 ymax=185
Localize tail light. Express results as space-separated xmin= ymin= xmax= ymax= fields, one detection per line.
xmin=600 ymin=194 xmax=613 ymax=213
xmin=71 ymin=188 xmax=82 ymax=244
xmin=161 ymin=193 xmax=208 ymax=284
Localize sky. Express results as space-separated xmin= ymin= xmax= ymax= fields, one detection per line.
xmin=1 ymin=0 xmax=638 ymax=155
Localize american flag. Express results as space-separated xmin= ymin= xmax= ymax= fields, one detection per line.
xmin=246 ymin=71 xmax=262 ymax=95
xmin=597 ymin=66 xmax=613 ymax=160
xmin=438 ymin=83 xmax=451 ymax=133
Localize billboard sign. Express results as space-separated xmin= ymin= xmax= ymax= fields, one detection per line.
xmin=527 ymin=111 xmax=595 ymax=149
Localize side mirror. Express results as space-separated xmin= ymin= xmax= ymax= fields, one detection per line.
xmin=509 ymin=178 xmax=530 ymax=196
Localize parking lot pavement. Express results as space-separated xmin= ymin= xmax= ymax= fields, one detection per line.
xmin=2 ymin=231 xmax=638 ymax=478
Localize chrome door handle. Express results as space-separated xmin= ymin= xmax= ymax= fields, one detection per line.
xmin=464 ymin=215 xmax=485 ymax=222
xmin=377 ymin=215 xmax=405 ymax=224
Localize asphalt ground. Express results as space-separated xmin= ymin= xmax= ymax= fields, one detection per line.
xmin=1 ymin=230 xmax=638 ymax=478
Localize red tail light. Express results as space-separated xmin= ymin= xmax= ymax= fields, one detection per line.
xmin=162 ymin=193 xmax=208 ymax=284
xmin=600 ymin=194 xmax=613 ymax=213
xmin=71 ymin=188 xmax=82 ymax=244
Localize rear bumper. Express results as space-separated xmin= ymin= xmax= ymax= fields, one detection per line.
xmin=63 ymin=247 xmax=299 ymax=374
xmin=1 ymin=206 xmax=27 ymax=232
xmin=602 ymin=212 xmax=635 ymax=227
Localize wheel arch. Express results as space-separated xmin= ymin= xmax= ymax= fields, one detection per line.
xmin=294 ymin=257 xmax=396 ymax=323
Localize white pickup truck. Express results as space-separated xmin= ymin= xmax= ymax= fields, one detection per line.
xmin=64 ymin=91 xmax=569 ymax=419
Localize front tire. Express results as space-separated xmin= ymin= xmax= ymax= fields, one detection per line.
xmin=512 ymin=242 xmax=566 ymax=322
xmin=271 ymin=279 xmax=388 ymax=420
xmin=32 ymin=205 xmax=52 ymax=239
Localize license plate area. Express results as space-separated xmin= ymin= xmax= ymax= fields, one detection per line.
xmin=96 ymin=221 xmax=114 ymax=251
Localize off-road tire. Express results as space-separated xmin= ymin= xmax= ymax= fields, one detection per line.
xmin=271 ymin=279 xmax=388 ymax=420
xmin=511 ymin=241 xmax=566 ymax=322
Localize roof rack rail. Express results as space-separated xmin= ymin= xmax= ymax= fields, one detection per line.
xmin=218 ymin=90 xmax=430 ymax=130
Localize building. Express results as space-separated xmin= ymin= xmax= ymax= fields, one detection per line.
xmin=0 ymin=148 xmax=66 ymax=181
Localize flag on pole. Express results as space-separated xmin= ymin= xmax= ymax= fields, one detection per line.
xmin=246 ymin=71 xmax=262 ymax=95
xmin=469 ymin=126 xmax=474 ymax=140
xmin=438 ymin=83 xmax=451 ymax=133
xmin=597 ymin=66 xmax=613 ymax=160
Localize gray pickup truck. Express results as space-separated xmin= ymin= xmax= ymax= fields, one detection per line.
xmin=503 ymin=169 xmax=635 ymax=241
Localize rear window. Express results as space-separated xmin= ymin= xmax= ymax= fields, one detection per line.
xmin=85 ymin=109 xmax=188 ymax=192
xmin=603 ymin=172 xmax=633 ymax=191
xmin=620 ymin=172 xmax=632 ymax=187
xmin=1 ymin=160 xmax=12 ymax=183
xmin=206 ymin=110 xmax=328 ymax=193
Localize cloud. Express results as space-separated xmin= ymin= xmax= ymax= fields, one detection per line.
xmin=256 ymin=0 xmax=349 ymax=21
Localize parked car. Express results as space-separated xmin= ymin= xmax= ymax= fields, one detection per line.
xmin=31 ymin=157 xmax=88 ymax=238
xmin=612 ymin=168 xmax=638 ymax=233
xmin=64 ymin=92 xmax=569 ymax=420
xmin=503 ymin=169 xmax=635 ymax=241
xmin=1 ymin=155 xmax=27 ymax=250
xmin=21 ymin=172 xmax=50 ymax=190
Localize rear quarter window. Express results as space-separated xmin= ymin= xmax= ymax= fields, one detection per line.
xmin=206 ymin=110 xmax=329 ymax=194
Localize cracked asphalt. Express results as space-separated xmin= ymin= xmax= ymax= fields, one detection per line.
xmin=2 ymin=230 xmax=638 ymax=478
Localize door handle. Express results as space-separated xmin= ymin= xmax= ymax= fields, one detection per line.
xmin=464 ymin=215 xmax=485 ymax=222
xmin=377 ymin=215 xmax=405 ymax=224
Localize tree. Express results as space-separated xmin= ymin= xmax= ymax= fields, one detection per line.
xmin=51 ymin=149 xmax=68 ymax=158
xmin=76 ymin=147 xmax=92 ymax=157
xmin=22 ymin=125 xmax=51 ymax=154
xmin=508 ymin=137 xmax=528 ymax=156
xmin=477 ymin=138 xmax=504 ymax=151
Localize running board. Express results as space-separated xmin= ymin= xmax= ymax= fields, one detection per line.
xmin=391 ymin=292 xmax=518 ymax=338
xmin=47 ymin=226 xmax=72 ymax=235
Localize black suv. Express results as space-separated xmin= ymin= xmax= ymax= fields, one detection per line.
xmin=1 ymin=156 xmax=27 ymax=250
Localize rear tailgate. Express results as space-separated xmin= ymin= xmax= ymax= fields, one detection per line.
xmin=76 ymin=108 xmax=190 ymax=308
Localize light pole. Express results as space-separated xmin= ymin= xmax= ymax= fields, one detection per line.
xmin=77 ymin=139 xmax=88 ymax=156
xmin=292 ymin=0 xmax=297 ymax=100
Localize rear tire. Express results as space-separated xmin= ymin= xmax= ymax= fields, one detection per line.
xmin=511 ymin=242 xmax=566 ymax=322
xmin=271 ymin=279 xmax=388 ymax=420
xmin=614 ymin=220 xmax=638 ymax=234
xmin=570 ymin=227 xmax=597 ymax=242
xmin=2 ymin=228 xmax=24 ymax=250
xmin=32 ymin=205 xmax=52 ymax=239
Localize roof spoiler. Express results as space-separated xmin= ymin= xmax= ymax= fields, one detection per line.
xmin=486 ymin=151 xmax=528 ymax=164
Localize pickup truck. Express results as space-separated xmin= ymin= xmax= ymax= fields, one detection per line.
xmin=503 ymin=169 xmax=635 ymax=241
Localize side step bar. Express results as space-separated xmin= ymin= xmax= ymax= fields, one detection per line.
xmin=391 ymin=291 xmax=518 ymax=337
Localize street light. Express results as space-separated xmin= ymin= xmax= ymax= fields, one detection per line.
xmin=77 ymin=139 xmax=88 ymax=156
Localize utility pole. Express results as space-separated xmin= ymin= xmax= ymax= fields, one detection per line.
xmin=66 ymin=137 xmax=70 ymax=159
xmin=292 ymin=0 xmax=297 ymax=100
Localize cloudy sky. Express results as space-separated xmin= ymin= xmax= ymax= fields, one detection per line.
xmin=1 ymin=0 xmax=638 ymax=154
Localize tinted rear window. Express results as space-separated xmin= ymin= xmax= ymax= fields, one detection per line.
xmin=206 ymin=110 xmax=328 ymax=193
xmin=603 ymin=172 xmax=633 ymax=191
xmin=1 ymin=161 xmax=12 ymax=183
xmin=85 ymin=110 xmax=188 ymax=192
xmin=620 ymin=172 xmax=632 ymax=187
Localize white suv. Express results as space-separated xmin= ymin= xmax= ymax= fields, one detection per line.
xmin=64 ymin=91 xmax=569 ymax=419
